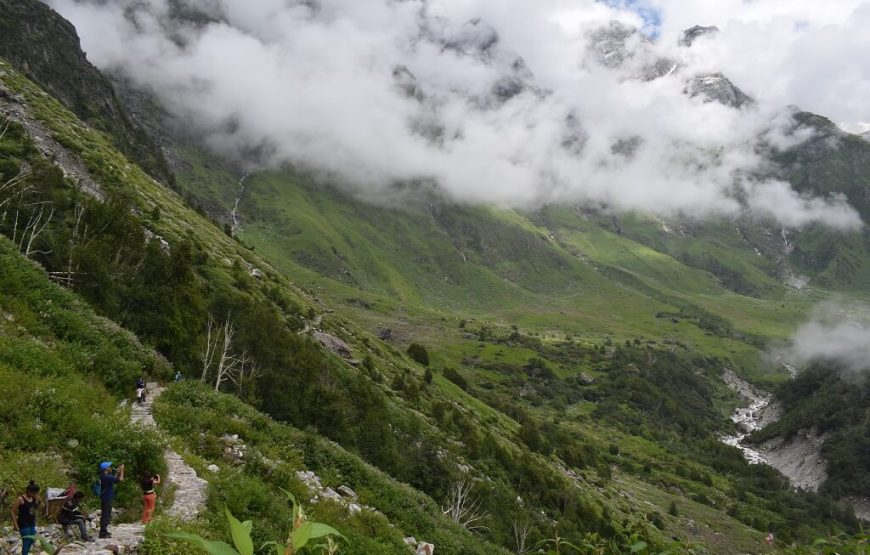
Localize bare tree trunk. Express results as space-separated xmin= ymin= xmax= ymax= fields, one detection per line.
xmin=23 ymin=205 xmax=54 ymax=258
xmin=213 ymin=317 xmax=236 ymax=391
xmin=442 ymin=477 xmax=489 ymax=533
xmin=200 ymin=315 xmax=217 ymax=383
xmin=513 ymin=518 xmax=532 ymax=554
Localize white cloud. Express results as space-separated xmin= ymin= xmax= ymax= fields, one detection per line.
xmin=776 ymin=301 xmax=870 ymax=376
xmin=46 ymin=0 xmax=869 ymax=228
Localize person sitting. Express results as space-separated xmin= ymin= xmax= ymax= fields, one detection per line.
xmin=59 ymin=492 xmax=94 ymax=542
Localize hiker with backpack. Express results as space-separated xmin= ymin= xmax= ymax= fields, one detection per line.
xmin=10 ymin=480 xmax=40 ymax=555
xmin=140 ymin=471 xmax=161 ymax=524
xmin=95 ymin=461 xmax=124 ymax=538
xmin=59 ymin=491 xmax=95 ymax=542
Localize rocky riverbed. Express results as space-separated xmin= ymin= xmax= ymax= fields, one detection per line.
xmin=720 ymin=369 xmax=780 ymax=465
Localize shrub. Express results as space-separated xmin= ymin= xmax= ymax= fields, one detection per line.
xmin=406 ymin=343 xmax=430 ymax=366
xmin=442 ymin=367 xmax=468 ymax=390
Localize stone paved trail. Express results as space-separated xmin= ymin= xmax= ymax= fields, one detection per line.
xmin=28 ymin=383 xmax=209 ymax=554
xmin=131 ymin=383 xmax=207 ymax=523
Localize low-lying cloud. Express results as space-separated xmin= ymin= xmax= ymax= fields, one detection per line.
xmin=46 ymin=0 xmax=870 ymax=228
xmin=776 ymin=301 xmax=870 ymax=376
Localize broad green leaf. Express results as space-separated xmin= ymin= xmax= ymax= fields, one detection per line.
xmin=167 ymin=531 xmax=241 ymax=555
xmin=292 ymin=522 xmax=313 ymax=549
xmin=813 ymin=538 xmax=829 ymax=546
xmin=306 ymin=522 xmax=345 ymax=541
xmin=226 ymin=507 xmax=254 ymax=555
xmin=242 ymin=520 xmax=253 ymax=534
xmin=630 ymin=540 xmax=648 ymax=553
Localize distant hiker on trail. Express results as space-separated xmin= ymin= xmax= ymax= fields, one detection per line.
xmin=10 ymin=480 xmax=40 ymax=555
xmin=174 ymin=370 xmax=183 ymax=381
xmin=136 ymin=377 xmax=146 ymax=404
xmin=140 ymin=471 xmax=161 ymax=524
xmin=59 ymin=491 xmax=94 ymax=542
xmin=97 ymin=461 xmax=124 ymax=538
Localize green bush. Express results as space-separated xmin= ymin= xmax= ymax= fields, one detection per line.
xmin=406 ymin=343 xmax=430 ymax=366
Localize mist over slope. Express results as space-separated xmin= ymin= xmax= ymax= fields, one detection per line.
xmin=47 ymin=0 xmax=870 ymax=228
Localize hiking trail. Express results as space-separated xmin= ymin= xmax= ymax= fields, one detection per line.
xmin=130 ymin=383 xmax=207 ymax=523
xmin=1 ymin=384 xmax=207 ymax=554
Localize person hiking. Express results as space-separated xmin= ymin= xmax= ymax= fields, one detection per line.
xmin=59 ymin=491 xmax=94 ymax=542
xmin=174 ymin=370 xmax=183 ymax=381
xmin=135 ymin=377 xmax=146 ymax=404
xmin=97 ymin=461 xmax=124 ymax=538
xmin=140 ymin=471 xmax=161 ymax=524
xmin=10 ymin=481 xmax=40 ymax=555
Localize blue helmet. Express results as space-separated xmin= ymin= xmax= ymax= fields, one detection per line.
xmin=99 ymin=461 xmax=112 ymax=471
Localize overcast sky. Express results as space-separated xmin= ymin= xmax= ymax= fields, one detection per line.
xmin=47 ymin=0 xmax=870 ymax=228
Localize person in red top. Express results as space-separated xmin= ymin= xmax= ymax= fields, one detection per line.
xmin=140 ymin=471 xmax=161 ymax=524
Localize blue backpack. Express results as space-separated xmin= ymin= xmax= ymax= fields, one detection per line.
xmin=91 ymin=478 xmax=101 ymax=497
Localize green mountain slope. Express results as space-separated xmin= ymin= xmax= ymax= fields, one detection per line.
xmin=0 ymin=0 xmax=174 ymax=186
xmin=2 ymin=1 xmax=870 ymax=550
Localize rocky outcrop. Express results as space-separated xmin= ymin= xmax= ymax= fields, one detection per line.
xmin=295 ymin=471 xmax=374 ymax=516
xmin=679 ymin=25 xmax=719 ymax=47
xmin=0 ymin=70 xmax=103 ymax=200
xmin=586 ymin=21 xmax=677 ymax=82
xmin=313 ymin=331 xmax=352 ymax=358
xmin=760 ymin=429 xmax=829 ymax=492
xmin=686 ymin=73 xmax=753 ymax=108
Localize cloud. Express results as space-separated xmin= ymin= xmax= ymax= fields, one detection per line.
xmin=46 ymin=0 xmax=869 ymax=229
xmin=775 ymin=301 xmax=870 ymax=376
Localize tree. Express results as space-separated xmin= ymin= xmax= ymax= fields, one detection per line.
xmin=442 ymin=477 xmax=489 ymax=534
xmin=200 ymin=314 xmax=249 ymax=392
xmin=512 ymin=517 xmax=534 ymax=554
xmin=407 ymin=343 xmax=430 ymax=366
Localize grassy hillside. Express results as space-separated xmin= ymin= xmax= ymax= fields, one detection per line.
xmin=0 ymin=237 xmax=167 ymax=519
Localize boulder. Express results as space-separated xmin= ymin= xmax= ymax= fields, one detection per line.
xmin=417 ymin=543 xmax=435 ymax=555
xmin=313 ymin=331 xmax=352 ymax=358
xmin=337 ymin=485 xmax=358 ymax=499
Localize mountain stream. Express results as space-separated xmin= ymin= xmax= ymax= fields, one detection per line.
xmin=720 ymin=369 xmax=776 ymax=465
xmin=230 ymin=172 xmax=250 ymax=235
